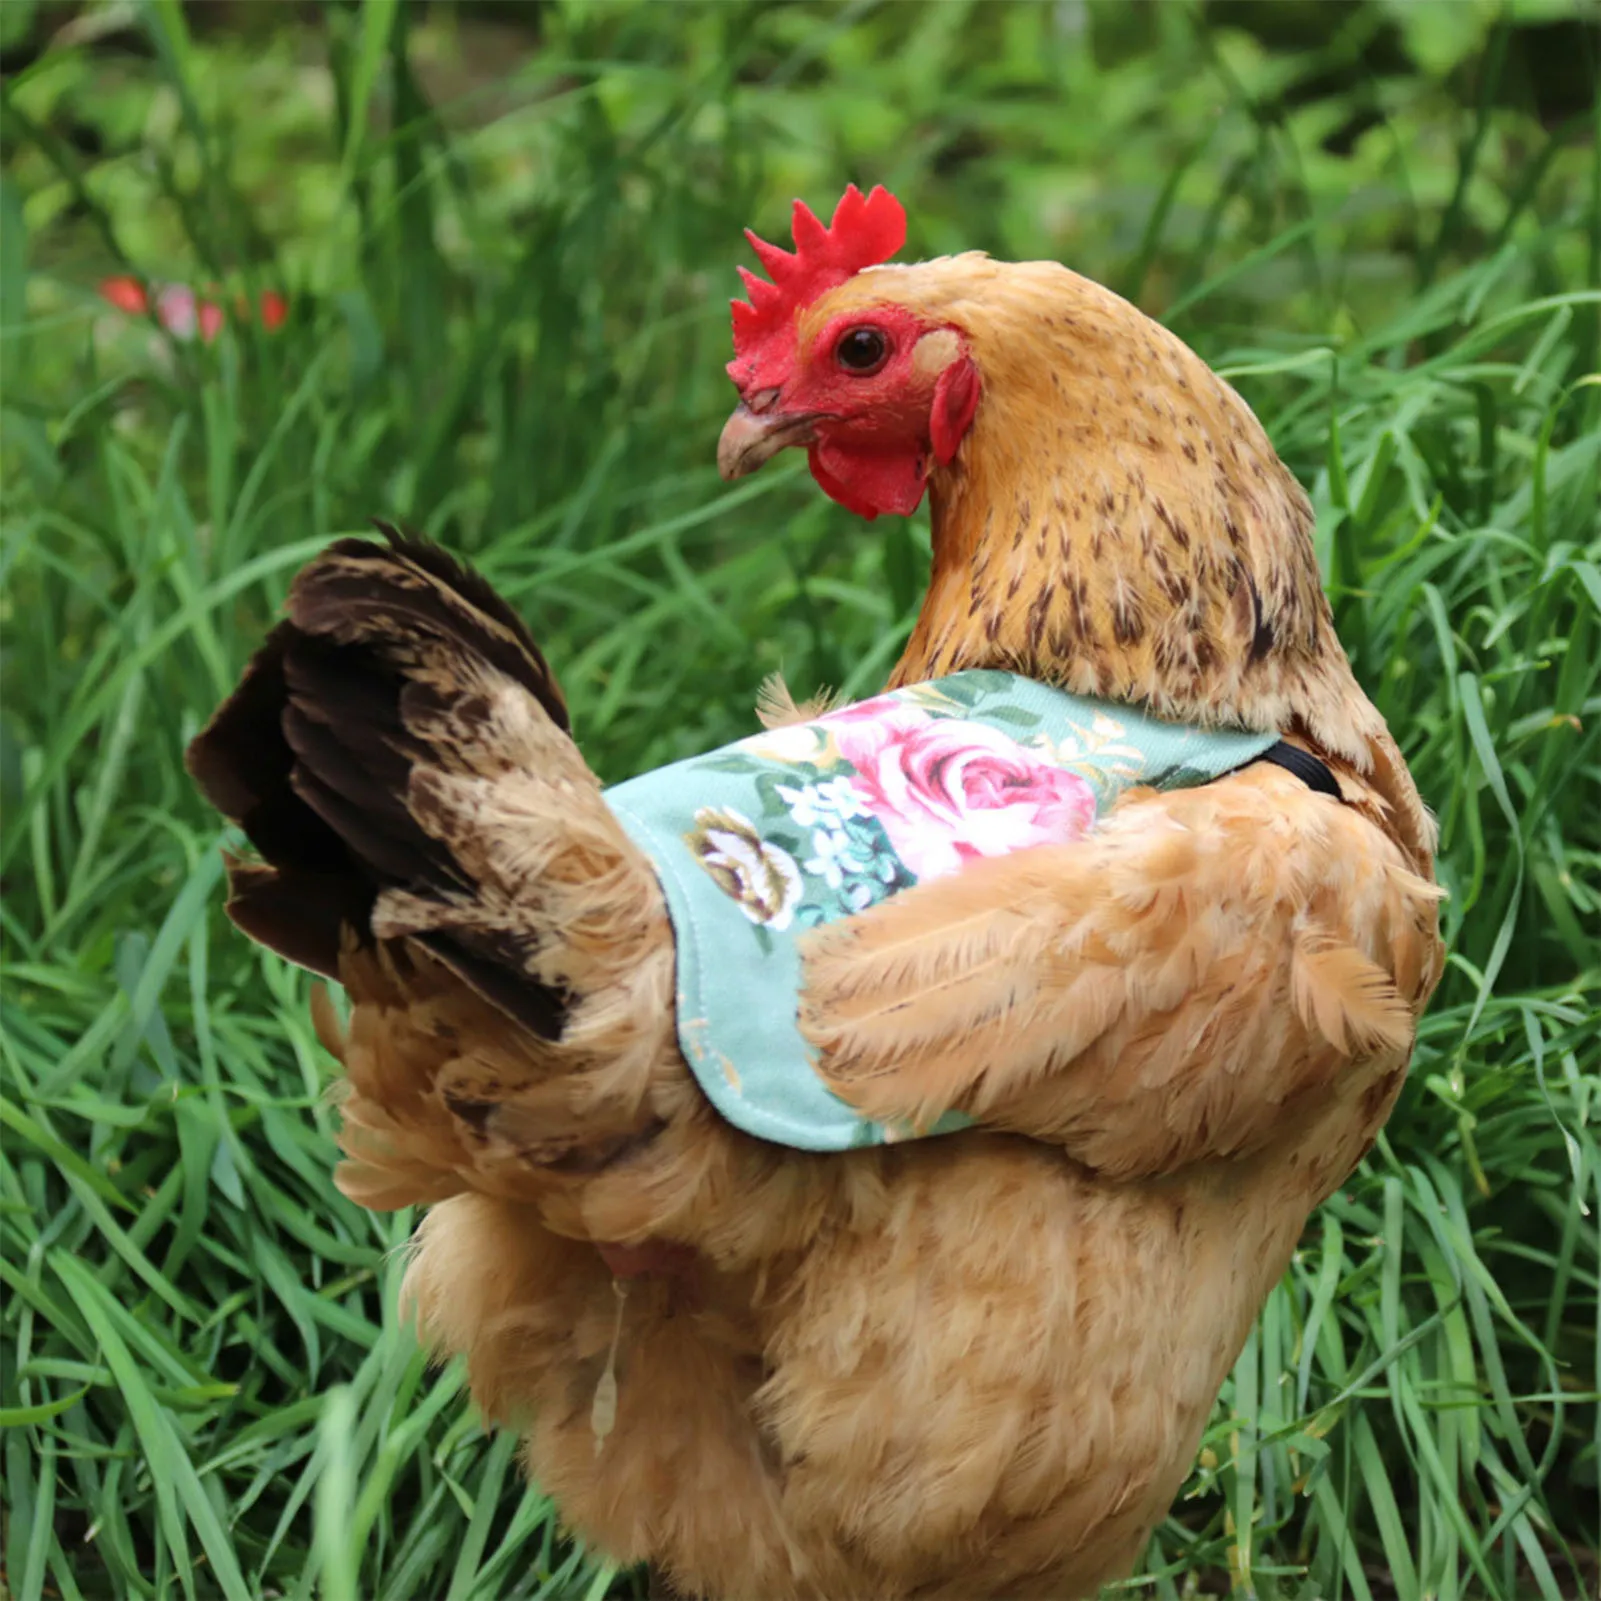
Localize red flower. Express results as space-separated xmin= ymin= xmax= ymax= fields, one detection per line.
xmin=98 ymin=275 xmax=149 ymax=316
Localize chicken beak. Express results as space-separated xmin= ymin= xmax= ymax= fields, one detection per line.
xmin=717 ymin=405 xmax=822 ymax=481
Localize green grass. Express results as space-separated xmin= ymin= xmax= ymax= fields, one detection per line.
xmin=2 ymin=2 xmax=1597 ymax=1596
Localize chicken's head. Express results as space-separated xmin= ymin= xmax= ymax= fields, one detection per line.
xmin=718 ymin=184 xmax=981 ymax=521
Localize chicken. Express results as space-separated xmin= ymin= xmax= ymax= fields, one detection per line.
xmin=188 ymin=184 xmax=1443 ymax=1600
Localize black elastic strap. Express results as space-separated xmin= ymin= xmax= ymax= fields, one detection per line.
xmin=1257 ymin=740 xmax=1342 ymax=799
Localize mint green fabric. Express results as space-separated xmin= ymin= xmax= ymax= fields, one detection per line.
xmin=604 ymin=670 xmax=1277 ymax=1152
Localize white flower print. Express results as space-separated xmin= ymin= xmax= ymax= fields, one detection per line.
xmin=776 ymin=778 xmax=871 ymax=830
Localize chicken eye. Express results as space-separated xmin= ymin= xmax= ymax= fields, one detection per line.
xmin=835 ymin=326 xmax=889 ymax=375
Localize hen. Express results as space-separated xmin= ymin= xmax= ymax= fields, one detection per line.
xmin=188 ymin=185 xmax=1443 ymax=1599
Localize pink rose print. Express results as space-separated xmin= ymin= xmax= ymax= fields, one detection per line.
xmin=821 ymin=691 xmax=909 ymax=726
xmin=824 ymin=705 xmax=1097 ymax=881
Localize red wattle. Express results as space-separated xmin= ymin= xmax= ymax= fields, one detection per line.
xmin=809 ymin=441 xmax=928 ymax=520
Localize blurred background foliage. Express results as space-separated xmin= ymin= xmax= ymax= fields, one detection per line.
xmin=1 ymin=2 xmax=1598 ymax=1598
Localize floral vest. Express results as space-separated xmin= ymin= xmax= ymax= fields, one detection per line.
xmin=604 ymin=670 xmax=1284 ymax=1152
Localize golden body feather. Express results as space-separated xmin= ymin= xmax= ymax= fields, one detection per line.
xmin=190 ymin=251 xmax=1442 ymax=1600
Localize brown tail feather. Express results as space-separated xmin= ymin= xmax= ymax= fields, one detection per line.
xmin=186 ymin=524 xmax=572 ymax=1035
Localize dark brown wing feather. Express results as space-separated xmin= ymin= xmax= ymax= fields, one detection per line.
xmin=186 ymin=523 xmax=570 ymax=1035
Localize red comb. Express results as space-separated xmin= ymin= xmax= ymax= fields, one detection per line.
xmin=730 ymin=185 xmax=906 ymax=370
